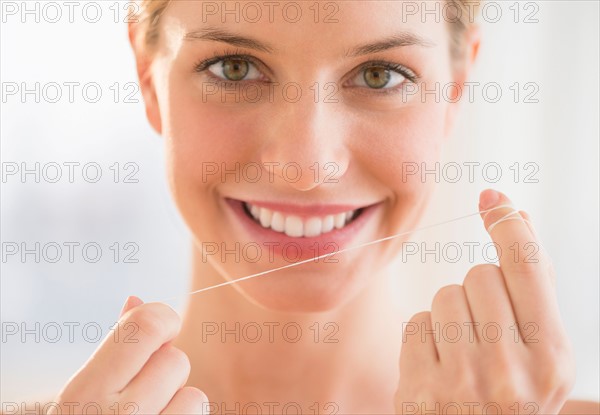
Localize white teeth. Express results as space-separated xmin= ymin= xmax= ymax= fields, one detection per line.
xmin=271 ymin=212 xmax=285 ymax=232
xmin=304 ymin=217 xmax=322 ymax=237
xmin=322 ymin=215 xmax=334 ymax=233
xmin=334 ymin=213 xmax=346 ymax=229
xmin=285 ymin=215 xmax=304 ymax=237
xmin=259 ymin=208 xmax=272 ymax=228
xmin=245 ymin=202 xmax=357 ymax=237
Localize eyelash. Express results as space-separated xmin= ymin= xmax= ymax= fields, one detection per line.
xmin=193 ymin=49 xmax=269 ymax=85
xmin=351 ymin=60 xmax=419 ymax=94
xmin=193 ymin=49 xmax=420 ymax=93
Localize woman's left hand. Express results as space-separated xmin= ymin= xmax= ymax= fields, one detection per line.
xmin=395 ymin=189 xmax=576 ymax=414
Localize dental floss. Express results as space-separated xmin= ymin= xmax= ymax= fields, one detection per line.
xmin=486 ymin=210 xmax=526 ymax=234
xmin=156 ymin=204 xmax=520 ymax=302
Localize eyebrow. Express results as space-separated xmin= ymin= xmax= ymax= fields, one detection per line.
xmin=184 ymin=28 xmax=276 ymax=53
xmin=345 ymin=32 xmax=436 ymax=57
xmin=184 ymin=28 xmax=434 ymax=57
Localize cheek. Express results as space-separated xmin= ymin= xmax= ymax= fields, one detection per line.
xmin=345 ymin=100 xmax=448 ymax=260
xmin=162 ymin=77 xmax=264 ymax=192
xmin=349 ymin=99 xmax=448 ymax=195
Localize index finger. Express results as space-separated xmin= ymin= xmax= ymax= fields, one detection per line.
xmin=72 ymin=302 xmax=182 ymax=394
xmin=478 ymin=189 xmax=561 ymax=337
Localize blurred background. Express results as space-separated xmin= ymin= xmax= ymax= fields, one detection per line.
xmin=1 ymin=0 xmax=599 ymax=404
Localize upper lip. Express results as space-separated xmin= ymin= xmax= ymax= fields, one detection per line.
xmin=232 ymin=198 xmax=380 ymax=216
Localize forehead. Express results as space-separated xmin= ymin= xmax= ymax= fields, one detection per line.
xmin=159 ymin=0 xmax=448 ymax=56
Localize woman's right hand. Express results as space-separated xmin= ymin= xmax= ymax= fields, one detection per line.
xmin=47 ymin=296 xmax=207 ymax=415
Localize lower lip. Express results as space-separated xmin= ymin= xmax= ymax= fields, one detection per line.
xmin=224 ymin=198 xmax=380 ymax=261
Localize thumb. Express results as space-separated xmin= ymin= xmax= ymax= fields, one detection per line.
xmin=118 ymin=295 xmax=144 ymax=319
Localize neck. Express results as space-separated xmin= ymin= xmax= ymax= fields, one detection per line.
xmin=173 ymin=244 xmax=407 ymax=414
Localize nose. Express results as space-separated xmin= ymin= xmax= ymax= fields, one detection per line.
xmin=259 ymin=95 xmax=349 ymax=192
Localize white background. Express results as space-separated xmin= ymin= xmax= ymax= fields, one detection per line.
xmin=1 ymin=0 xmax=599 ymax=404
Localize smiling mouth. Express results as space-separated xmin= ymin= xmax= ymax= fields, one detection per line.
xmin=241 ymin=201 xmax=365 ymax=238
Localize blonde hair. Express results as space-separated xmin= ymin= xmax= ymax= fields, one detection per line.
xmin=134 ymin=0 xmax=481 ymax=60
xmin=134 ymin=0 xmax=171 ymax=47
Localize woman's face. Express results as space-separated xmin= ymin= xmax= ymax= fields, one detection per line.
xmin=137 ymin=0 xmax=473 ymax=312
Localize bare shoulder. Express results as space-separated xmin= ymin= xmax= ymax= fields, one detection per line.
xmin=561 ymin=400 xmax=600 ymax=414
xmin=1 ymin=397 xmax=55 ymax=415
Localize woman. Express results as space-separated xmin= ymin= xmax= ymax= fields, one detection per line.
xmin=39 ymin=0 xmax=599 ymax=414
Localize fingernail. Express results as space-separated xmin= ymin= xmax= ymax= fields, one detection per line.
xmin=480 ymin=189 xmax=500 ymax=210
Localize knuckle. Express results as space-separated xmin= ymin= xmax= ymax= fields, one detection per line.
xmin=408 ymin=311 xmax=431 ymax=325
xmin=486 ymin=371 xmax=525 ymax=403
xmin=180 ymin=386 xmax=209 ymax=409
xmin=482 ymin=347 xmax=517 ymax=381
xmin=432 ymin=284 xmax=463 ymax=306
xmin=464 ymin=264 xmax=501 ymax=287
xmin=491 ymin=359 xmax=513 ymax=379
xmin=163 ymin=345 xmax=191 ymax=373
xmin=537 ymin=347 xmax=576 ymax=395
xmin=512 ymin=259 xmax=540 ymax=278
xmin=127 ymin=303 xmax=180 ymax=340
xmin=539 ymin=363 xmax=572 ymax=395
xmin=454 ymin=370 xmax=478 ymax=397
xmin=130 ymin=311 xmax=166 ymax=339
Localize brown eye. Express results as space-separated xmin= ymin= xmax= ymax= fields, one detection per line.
xmin=363 ymin=66 xmax=391 ymax=89
xmin=221 ymin=59 xmax=249 ymax=81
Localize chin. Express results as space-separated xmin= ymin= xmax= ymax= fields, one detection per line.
xmin=227 ymin=261 xmax=373 ymax=313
